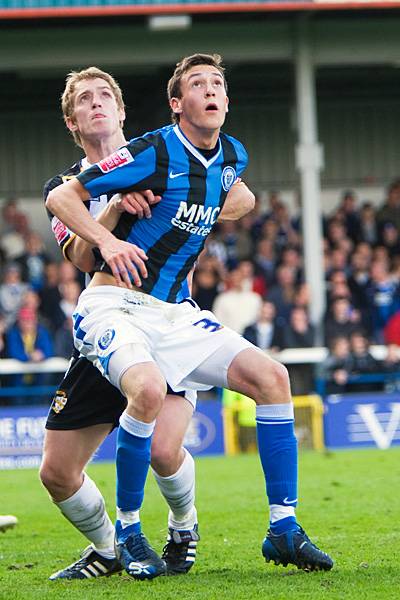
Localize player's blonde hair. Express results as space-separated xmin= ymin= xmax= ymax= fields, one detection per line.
xmin=167 ymin=53 xmax=227 ymax=123
xmin=61 ymin=66 xmax=125 ymax=148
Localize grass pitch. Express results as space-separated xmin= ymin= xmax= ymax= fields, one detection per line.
xmin=0 ymin=448 xmax=399 ymax=600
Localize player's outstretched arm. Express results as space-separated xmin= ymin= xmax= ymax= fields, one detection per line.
xmin=67 ymin=190 xmax=161 ymax=273
xmin=218 ymin=181 xmax=255 ymax=221
xmin=46 ymin=179 xmax=148 ymax=288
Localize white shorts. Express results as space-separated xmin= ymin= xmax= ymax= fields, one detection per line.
xmin=73 ymin=286 xmax=254 ymax=396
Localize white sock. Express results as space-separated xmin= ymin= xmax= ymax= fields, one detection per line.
xmin=116 ymin=508 xmax=140 ymax=528
xmin=269 ymin=504 xmax=296 ymax=523
xmin=55 ymin=473 xmax=115 ymax=558
xmin=152 ymin=448 xmax=197 ymax=531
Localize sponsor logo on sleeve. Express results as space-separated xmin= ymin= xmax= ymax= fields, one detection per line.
xmin=51 ymin=216 xmax=69 ymax=245
xmin=98 ymin=148 xmax=134 ymax=174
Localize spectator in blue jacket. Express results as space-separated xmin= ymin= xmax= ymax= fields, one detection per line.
xmin=366 ymin=260 xmax=400 ymax=343
xmin=6 ymin=306 xmax=54 ymax=403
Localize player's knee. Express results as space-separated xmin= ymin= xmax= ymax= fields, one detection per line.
xmin=39 ymin=460 xmax=82 ymax=498
xmin=125 ymin=376 xmax=167 ymax=418
xmin=272 ymin=360 xmax=290 ymax=389
xmin=151 ymin=440 xmax=181 ymax=475
xmin=257 ymin=360 xmax=291 ymax=403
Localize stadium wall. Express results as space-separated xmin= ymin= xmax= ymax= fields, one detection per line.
xmin=1 ymin=14 xmax=400 ymax=216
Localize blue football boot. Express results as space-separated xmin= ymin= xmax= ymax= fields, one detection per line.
xmin=262 ymin=525 xmax=334 ymax=572
xmin=115 ymin=522 xmax=166 ymax=580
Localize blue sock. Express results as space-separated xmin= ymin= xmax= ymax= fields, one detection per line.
xmin=256 ymin=404 xmax=298 ymax=534
xmin=116 ymin=411 xmax=155 ymax=535
xmin=115 ymin=520 xmax=141 ymax=541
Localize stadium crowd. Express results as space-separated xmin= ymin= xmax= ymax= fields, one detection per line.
xmin=0 ymin=181 xmax=399 ymax=404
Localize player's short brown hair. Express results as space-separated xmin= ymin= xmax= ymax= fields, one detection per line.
xmin=167 ymin=53 xmax=226 ymax=123
xmin=61 ymin=66 xmax=124 ymax=147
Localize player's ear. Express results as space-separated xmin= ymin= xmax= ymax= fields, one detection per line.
xmin=66 ymin=117 xmax=78 ymax=132
xmin=170 ymin=97 xmax=183 ymax=118
xmin=225 ymin=96 xmax=229 ymax=113
xmin=119 ymin=106 xmax=126 ymax=125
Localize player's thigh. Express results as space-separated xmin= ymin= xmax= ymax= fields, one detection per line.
xmin=151 ymin=394 xmax=194 ymax=474
xmin=227 ymin=347 xmax=291 ymax=401
xmin=41 ymin=424 xmax=111 ymax=477
xmin=190 ymin=344 xmax=290 ymax=402
xmin=187 ymin=334 xmax=254 ymax=390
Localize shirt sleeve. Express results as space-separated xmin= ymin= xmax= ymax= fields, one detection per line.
xmin=234 ymin=139 xmax=248 ymax=178
xmin=44 ymin=175 xmax=76 ymax=257
xmin=77 ymin=139 xmax=157 ymax=199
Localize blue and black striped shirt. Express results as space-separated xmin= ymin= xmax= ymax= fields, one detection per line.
xmin=77 ymin=124 xmax=248 ymax=302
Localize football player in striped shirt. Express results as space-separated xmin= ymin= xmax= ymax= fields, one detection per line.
xmin=47 ymin=54 xmax=333 ymax=579
xmin=42 ymin=66 xmax=254 ymax=580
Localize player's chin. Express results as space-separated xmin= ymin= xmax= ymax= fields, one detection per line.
xmin=91 ymin=120 xmax=113 ymax=133
xmin=202 ymin=112 xmax=225 ymax=128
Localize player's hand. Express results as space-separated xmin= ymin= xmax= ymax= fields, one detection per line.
xmin=98 ymin=235 xmax=148 ymax=288
xmin=112 ymin=190 xmax=161 ymax=219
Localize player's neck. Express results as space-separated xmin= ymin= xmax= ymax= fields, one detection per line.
xmin=178 ymin=122 xmax=220 ymax=150
xmin=83 ymin=131 xmax=127 ymax=165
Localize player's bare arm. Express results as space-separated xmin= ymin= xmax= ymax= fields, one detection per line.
xmin=46 ymin=178 xmax=148 ymax=288
xmin=67 ymin=190 xmax=161 ymax=273
xmin=218 ymin=181 xmax=255 ymax=221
